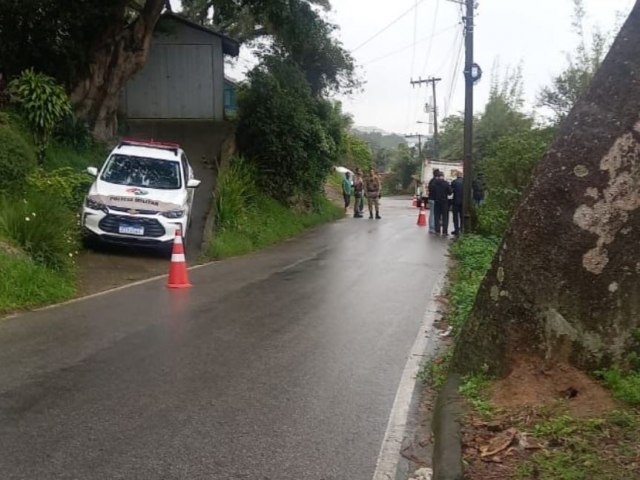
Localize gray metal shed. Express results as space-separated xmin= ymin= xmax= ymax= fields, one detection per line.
xmin=120 ymin=13 xmax=239 ymax=121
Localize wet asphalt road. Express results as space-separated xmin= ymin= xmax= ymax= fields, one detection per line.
xmin=0 ymin=198 xmax=449 ymax=480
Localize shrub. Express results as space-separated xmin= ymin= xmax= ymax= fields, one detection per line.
xmin=237 ymin=57 xmax=338 ymax=202
xmin=8 ymin=69 xmax=72 ymax=162
xmin=214 ymin=156 xmax=257 ymax=230
xmin=26 ymin=167 xmax=93 ymax=210
xmin=476 ymin=128 xmax=553 ymax=237
xmin=0 ymin=124 xmax=37 ymax=192
xmin=0 ymin=189 xmax=79 ymax=271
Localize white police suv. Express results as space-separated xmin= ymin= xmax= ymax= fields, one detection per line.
xmin=82 ymin=138 xmax=201 ymax=250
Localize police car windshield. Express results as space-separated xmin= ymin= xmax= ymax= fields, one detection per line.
xmin=101 ymin=154 xmax=181 ymax=190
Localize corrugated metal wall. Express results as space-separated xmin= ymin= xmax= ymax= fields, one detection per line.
xmin=121 ymin=21 xmax=225 ymax=120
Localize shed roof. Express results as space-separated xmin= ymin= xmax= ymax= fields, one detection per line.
xmin=160 ymin=12 xmax=240 ymax=57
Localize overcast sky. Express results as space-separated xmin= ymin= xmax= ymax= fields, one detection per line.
xmin=172 ymin=0 xmax=636 ymax=134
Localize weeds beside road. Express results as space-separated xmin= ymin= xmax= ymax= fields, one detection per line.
xmin=207 ymin=157 xmax=343 ymax=260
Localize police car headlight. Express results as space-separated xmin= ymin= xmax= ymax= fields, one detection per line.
xmin=161 ymin=209 xmax=186 ymax=219
xmin=85 ymin=197 xmax=107 ymax=212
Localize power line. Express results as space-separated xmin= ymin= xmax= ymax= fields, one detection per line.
xmin=444 ymin=34 xmax=464 ymax=117
xmin=351 ymin=0 xmax=429 ymax=52
xmin=419 ymin=0 xmax=441 ymax=77
xmin=362 ymin=24 xmax=459 ymax=66
xmin=410 ymin=0 xmax=419 ymax=78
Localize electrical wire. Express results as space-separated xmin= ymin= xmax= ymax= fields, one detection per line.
xmin=351 ymin=0 xmax=429 ymax=53
xmin=443 ymin=29 xmax=465 ymax=117
xmin=361 ymin=24 xmax=459 ymax=66
xmin=410 ymin=0 xmax=419 ymax=78
xmin=419 ymin=0 xmax=441 ymax=77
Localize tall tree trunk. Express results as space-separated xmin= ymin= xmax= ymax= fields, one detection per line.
xmin=453 ymin=2 xmax=640 ymax=376
xmin=70 ymin=0 xmax=165 ymax=142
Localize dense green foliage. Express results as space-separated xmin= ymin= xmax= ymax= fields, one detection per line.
xmin=0 ymin=252 xmax=75 ymax=314
xmin=447 ymin=235 xmax=499 ymax=334
xmin=477 ymin=128 xmax=554 ymax=236
xmin=340 ymin=133 xmax=373 ymax=172
xmin=214 ymin=157 xmax=257 ymax=230
xmin=209 ymin=158 xmax=342 ymax=259
xmin=0 ymin=190 xmax=79 ymax=272
xmin=9 ymin=70 xmax=73 ymax=161
xmin=237 ymin=58 xmax=344 ymax=202
xmin=0 ymin=121 xmax=37 ymax=192
xmin=0 ymin=0 xmax=118 ymax=87
xmin=384 ymin=143 xmax=420 ymax=193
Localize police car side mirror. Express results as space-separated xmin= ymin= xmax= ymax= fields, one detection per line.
xmin=87 ymin=167 xmax=98 ymax=177
xmin=187 ymin=179 xmax=201 ymax=188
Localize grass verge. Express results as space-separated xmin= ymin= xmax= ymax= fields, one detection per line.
xmin=208 ymin=196 xmax=343 ymax=259
xmin=0 ymin=252 xmax=75 ymax=314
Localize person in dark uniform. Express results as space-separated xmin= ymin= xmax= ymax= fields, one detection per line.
xmin=431 ymin=172 xmax=452 ymax=236
xmin=427 ymin=169 xmax=440 ymax=234
xmin=451 ymin=170 xmax=464 ymax=235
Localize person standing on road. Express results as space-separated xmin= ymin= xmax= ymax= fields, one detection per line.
xmin=352 ymin=168 xmax=364 ymax=218
xmin=431 ymin=172 xmax=452 ymax=236
xmin=451 ymin=170 xmax=464 ymax=236
xmin=427 ymin=169 xmax=440 ymax=234
xmin=342 ymin=171 xmax=352 ymax=214
xmin=365 ymin=168 xmax=382 ymax=220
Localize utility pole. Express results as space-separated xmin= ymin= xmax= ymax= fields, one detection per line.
xmin=462 ymin=0 xmax=475 ymax=233
xmin=405 ymin=133 xmax=424 ymax=194
xmin=410 ymin=77 xmax=441 ymax=160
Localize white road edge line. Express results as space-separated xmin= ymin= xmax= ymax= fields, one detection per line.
xmin=372 ymin=277 xmax=444 ymax=480
xmin=14 ymin=250 xmax=326 ymax=317
xmin=13 ymin=260 xmax=218 ymax=317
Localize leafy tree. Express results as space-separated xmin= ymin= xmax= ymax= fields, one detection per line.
xmin=236 ymin=57 xmax=338 ymax=202
xmin=0 ymin=0 xmax=168 ymax=141
xmin=388 ymin=143 xmax=419 ymax=192
xmin=341 ymin=134 xmax=373 ymax=172
xmin=537 ymin=0 xmax=610 ymax=123
xmin=439 ymin=114 xmax=465 ymax=161
xmin=180 ymin=0 xmax=357 ymax=95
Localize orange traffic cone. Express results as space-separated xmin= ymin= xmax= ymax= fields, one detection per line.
xmin=417 ymin=206 xmax=427 ymax=227
xmin=412 ymin=195 xmax=417 ymax=208
xmin=167 ymin=230 xmax=192 ymax=289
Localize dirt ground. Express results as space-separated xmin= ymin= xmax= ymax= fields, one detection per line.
xmin=490 ymin=355 xmax=616 ymax=417
xmin=461 ymin=355 xmax=632 ymax=480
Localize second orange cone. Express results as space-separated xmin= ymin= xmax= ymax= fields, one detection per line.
xmin=416 ymin=207 xmax=427 ymax=227
xmin=167 ymin=230 xmax=192 ymax=289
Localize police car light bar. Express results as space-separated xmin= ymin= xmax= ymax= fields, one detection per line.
xmin=119 ymin=137 xmax=180 ymax=153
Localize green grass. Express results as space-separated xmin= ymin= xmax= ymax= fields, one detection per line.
xmin=0 ymin=252 xmax=75 ymax=314
xmin=208 ymin=196 xmax=343 ymax=259
xmin=459 ymin=374 xmax=494 ymax=418
xmin=447 ymin=234 xmax=499 ymax=334
xmin=598 ymin=368 xmax=640 ymax=406
xmin=45 ymin=141 xmax=106 ymax=171
xmin=514 ymin=411 xmax=640 ymax=480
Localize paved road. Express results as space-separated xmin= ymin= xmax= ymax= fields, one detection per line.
xmin=0 ymin=198 xmax=449 ymax=480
